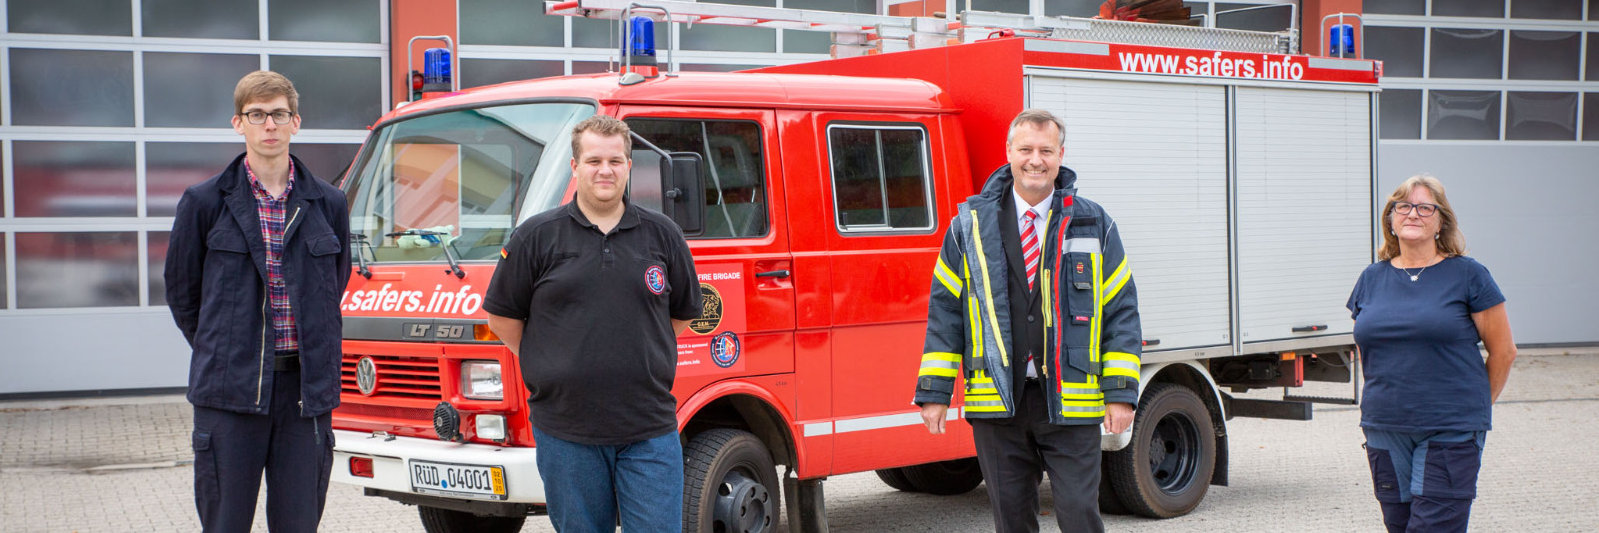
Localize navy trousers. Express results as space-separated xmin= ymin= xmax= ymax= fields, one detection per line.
xmin=192 ymin=369 xmax=334 ymax=533
xmin=1363 ymin=428 xmax=1486 ymax=533
xmin=969 ymin=380 xmax=1104 ymax=533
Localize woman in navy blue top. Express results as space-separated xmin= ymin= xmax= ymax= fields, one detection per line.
xmin=1346 ymin=175 xmax=1516 ymax=533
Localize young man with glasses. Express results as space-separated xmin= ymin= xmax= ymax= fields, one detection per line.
xmin=165 ymin=70 xmax=351 ymax=532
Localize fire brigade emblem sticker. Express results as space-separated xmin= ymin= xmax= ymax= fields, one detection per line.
xmin=688 ymin=283 xmax=723 ymax=335
xmin=645 ymin=265 xmax=667 ymax=295
xmin=710 ymin=332 xmax=741 ymax=368
xmin=356 ymin=356 xmax=378 ymax=396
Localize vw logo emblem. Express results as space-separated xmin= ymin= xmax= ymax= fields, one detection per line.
xmin=356 ymin=356 xmax=378 ymax=396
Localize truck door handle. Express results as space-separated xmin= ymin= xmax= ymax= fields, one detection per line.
xmin=1292 ymin=324 xmax=1328 ymax=333
xmin=1142 ymin=339 xmax=1160 ymax=347
xmin=755 ymin=269 xmax=790 ymax=279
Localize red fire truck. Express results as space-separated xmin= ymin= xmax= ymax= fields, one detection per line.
xmin=331 ymin=2 xmax=1379 ymax=531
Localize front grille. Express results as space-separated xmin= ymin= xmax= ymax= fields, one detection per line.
xmin=342 ymin=354 xmax=443 ymax=400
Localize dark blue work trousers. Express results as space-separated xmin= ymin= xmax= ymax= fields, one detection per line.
xmin=1364 ymin=428 xmax=1486 ymax=533
xmin=192 ymin=369 xmax=334 ymax=532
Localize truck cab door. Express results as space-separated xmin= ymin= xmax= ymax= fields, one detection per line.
xmin=619 ymin=107 xmax=797 ymax=412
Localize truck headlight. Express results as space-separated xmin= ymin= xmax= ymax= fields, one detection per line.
xmin=476 ymin=414 xmax=506 ymax=441
xmin=461 ymin=360 xmax=503 ymax=400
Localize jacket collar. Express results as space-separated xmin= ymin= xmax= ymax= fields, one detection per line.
xmin=218 ymin=153 xmax=323 ymax=201
xmin=978 ymin=164 xmax=1079 ymax=201
xmin=564 ymin=198 xmax=641 ymax=232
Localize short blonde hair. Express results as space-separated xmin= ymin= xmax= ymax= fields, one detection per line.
xmin=1378 ymin=175 xmax=1465 ymax=261
xmin=570 ymin=114 xmax=632 ymax=159
xmin=1007 ymin=108 xmax=1065 ymax=146
xmin=233 ymin=71 xmax=299 ymax=114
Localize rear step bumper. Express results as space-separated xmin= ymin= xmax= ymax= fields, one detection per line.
xmin=331 ymin=429 xmax=545 ymax=504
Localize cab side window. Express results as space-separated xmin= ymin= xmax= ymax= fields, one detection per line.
xmin=625 ymin=119 xmax=770 ymax=239
xmin=827 ymin=124 xmax=934 ymax=233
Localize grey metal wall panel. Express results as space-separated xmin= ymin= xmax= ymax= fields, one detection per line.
xmin=1235 ymin=87 xmax=1373 ymax=343
xmin=1028 ymin=76 xmax=1232 ymax=351
xmin=1378 ymin=144 xmax=1599 ymax=345
xmin=0 ymin=313 xmax=190 ymax=394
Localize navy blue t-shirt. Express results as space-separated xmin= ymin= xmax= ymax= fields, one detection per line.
xmin=1346 ymin=256 xmax=1505 ymax=432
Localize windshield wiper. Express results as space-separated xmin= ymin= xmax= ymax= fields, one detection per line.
xmin=349 ymin=233 xmax=374 ymax=279
xmin=385 ymin=228 xmax=466 ymax=279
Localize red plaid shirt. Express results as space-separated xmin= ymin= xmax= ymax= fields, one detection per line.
xmin=246 ymin=159 xmax=298 ymax=353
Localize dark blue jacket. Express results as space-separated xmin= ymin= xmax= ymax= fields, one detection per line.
xmin=165 ymin=153 xmax=350 ymax=417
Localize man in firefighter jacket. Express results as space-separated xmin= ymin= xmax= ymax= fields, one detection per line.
xmin=916 ymin=109 xmax=1141 ymax=533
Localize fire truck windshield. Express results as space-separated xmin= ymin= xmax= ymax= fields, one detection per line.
xmin=343 ymin=101 xmax=595 ymax=264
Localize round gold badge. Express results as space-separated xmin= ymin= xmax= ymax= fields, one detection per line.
xmin=689 ymin=282 xmax=723 ymax=335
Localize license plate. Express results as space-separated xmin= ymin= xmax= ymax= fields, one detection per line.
xmin=409 ymin=460 xmax=507 ymax=500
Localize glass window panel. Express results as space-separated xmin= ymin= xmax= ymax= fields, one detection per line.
xmin=16 ymin=232 xmax=140 ymax=309
xmin=1045 ymin=0 xmax=1104 ymax=17
xmin=1588 ymin=33 xmax=1599 ymax=80
xmin=146 ymin=142 xmax=244 ymax=217
xmin=1506 ymin=91 xmax=1577 ymax=140
xmin=1 ymin=234 xmax=7 ymax=308
xmin=572 ymin=17 xmax=666 ymax=49
xmin=1584 ymin=93 xmax=1599 ymax=140
xmin=1512 ymin=0 xmax=1583 ymax=19
xmin=461 ymin=59 xmax=564 ymax=88
xmin=10 ymin=49 xmax=134 ymax=127
xmin=149 ymin=231 xmax=170 ymax=306
xmin=270 ymin=56 xmax=382 ymax=130
xmin=1366 ymin=27 xmax=1424 ymax=78
xmin=626 ymin=119 xmax=770 ymax=239
xmin=14 ymin=142 xmax=137 ymax=217
xmin=141 ymin=0 xmax=258 ymax=39
xmin=1215 ymin=4 xmax=1292 ymax=32
xmin=1432 ymin=0 xmax=1505 ymax=17
xmin=461 ymin=0 xmax=564 ymax=46
xmin=291 ymin=143 xmax=362 ymax=185
xmin=1366 ymin=0 xmax=1424 ymax=15
xmin=144 ymin=53 xmax=261 ymax=128
xmin=1427 ymin=90 xmax=1501 ymax=140
xmin=8 ymin=0 xmax=130 ymax=35
xmin=972 ymin=0 xmax=1030 ymax=14
xmin=683 ymin=25 xmax=776 ymax=53
xmin=573 ymin=61 xmax=611 ymax=75
xmin=268 ymin=0 xmax=380 ymax=43
xmin=680 ymin=64 xmax=767 ymax=73
xmin=786 ymin=30 xmax=832 ymax=54
xmin=1380 ymin=89 xmax=1423 ymax=139
xmin=1508 ymin=31 xmax=1580 ymax=80
xmin=1429 ymin=29 xmax=1503 ymax=79
xmin=829 ymin=126 xmax=933 ymax=231
xmin=1593 ymin=0 xmax=1599 ymax=20
xmin=807 ymin=0 xmax=875 ymax=13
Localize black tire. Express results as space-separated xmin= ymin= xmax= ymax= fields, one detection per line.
xmin=874 ymin=467 xmax=921 ymax=492
xmin=418 ymin=506 xmax=526 ymax=533
xmin=1098 ymin=461 xmax=1132 ymax=515
xmin=684 ymin=428 xmax=781 ymax=533
xmin=899 ymin=458 xmax=984 ymax=496
xmin=1105 ymin=383 xmax=1217 ymax=518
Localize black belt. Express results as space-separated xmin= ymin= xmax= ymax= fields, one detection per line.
xmin=273 ymin=352 xmax=300 ymax=372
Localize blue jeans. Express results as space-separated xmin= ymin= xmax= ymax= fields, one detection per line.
xmin=1363 ymin=428 xmax=1486 ymax=533
xmin=534 ymin=427 xmax=683 ymax=533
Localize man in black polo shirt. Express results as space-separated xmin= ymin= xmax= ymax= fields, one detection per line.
xmin=484 ymin=114 xmax=700 ymax=532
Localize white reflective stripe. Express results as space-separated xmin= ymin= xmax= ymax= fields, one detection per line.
xmin=835 ymin=412 xmax=925 ymax=434
xmin=946 ymin=408 xmax=960 ymax=421
xmin=1024 ymin=39 xmax=1110 ymax=56
xmin=803 ymin=422 xmax=834 ymax=437
xmin=1065 ymin=237 xmax=1101 ymax=254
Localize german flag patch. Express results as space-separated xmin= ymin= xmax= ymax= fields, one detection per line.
xmin=499 ymin=248 xmax=508 ymax=259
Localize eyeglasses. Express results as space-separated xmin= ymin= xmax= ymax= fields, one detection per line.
xmin=239 ymin=110 xmax=295 ymax=125
xmin=1393 ymin=202 xmax=1438 ymax=217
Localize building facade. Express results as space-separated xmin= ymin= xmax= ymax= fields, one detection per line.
xmin=0 ymin=0 xmax=1593 ymax=396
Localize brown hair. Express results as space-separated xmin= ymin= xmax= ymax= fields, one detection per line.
xmin=1007 ymin=108 xmax=1065 ymax=146
xmin=233 ymin=71 xmax=299 ymax=114
xmin=1378 ymin=174 xmax=1466 ymax=261
xmin=570 ymin=114 xmax=632 ymax=159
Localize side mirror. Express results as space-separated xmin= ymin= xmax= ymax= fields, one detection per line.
xmin=665 ymin=152 xmax=704 ymax=235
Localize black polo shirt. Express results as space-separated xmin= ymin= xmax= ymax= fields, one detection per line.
xmin=483 ymin=201 xmax=700 ymax=445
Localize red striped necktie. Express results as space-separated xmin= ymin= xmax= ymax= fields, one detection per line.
xmin=1022 ymin=208 xmax=1041 ymax=291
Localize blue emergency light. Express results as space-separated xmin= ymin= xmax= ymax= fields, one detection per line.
xmin=625 ymin=16 xmax=657 ymax=66
xmin=1330 ymin=24 xmax=1355 ymax=56
xmin=424 ymin=47 xmax=452 ymax=86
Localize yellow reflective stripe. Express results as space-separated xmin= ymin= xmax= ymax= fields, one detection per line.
xmin=1059 ymin=391 xmax=1105 ymax=401
xmin=1102 ymin=257 xmax=1131 ymax=306
xmin=919 ymin=367 xmax=959 ymax=378
xmin=934 ymin=257 xmax=963 ymax=298
xmin=1103 ymin=367 xmax=1139 ymax=379
xmin=1042 ymin=270 xmax=1053 ymax=329
xmin=965 ymin=259 xmax=982 ymax=363
xmin=966 ymin=405 xmax=1009 ymax=412
xmin=922 ymin=352 xmax=961 ymax=364
xmin=969 ymin=375 xmax=994 ymax=385
xmin=969 ymin=211 xmax=1009 ymax=367
xmin=1060 ymin=410 xmax=1107 ymax=418
xmin=966 ymin=387 xmax=999 ymax=396
xmin=1104 ymin=352 xmax=1139 ymax=364
xmin=1090 ymin=252 xmax=1103 ymax=366
xmin=1061 ymin=399 xmax=1105 ymax=407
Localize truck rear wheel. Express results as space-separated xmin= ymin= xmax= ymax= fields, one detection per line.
xmin=899 ymin=458 xmax=984 ymax=495
xmin=684 ymin=428 xmax=780 ymax=533
xmin=1105 ymin=383 xmax=1216 ymax=518
xmin=874 ymin=467 xmax=920 ymax=492
xmin=418 ymin=506 xmax=526 ymax=533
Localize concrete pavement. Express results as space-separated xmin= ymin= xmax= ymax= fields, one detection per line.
xmin=3 ymin=350 xmax=1597 ymax=532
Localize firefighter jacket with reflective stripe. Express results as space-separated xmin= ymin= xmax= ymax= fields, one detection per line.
xmin=915 ymin=165 xmax=1142 ymax=425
